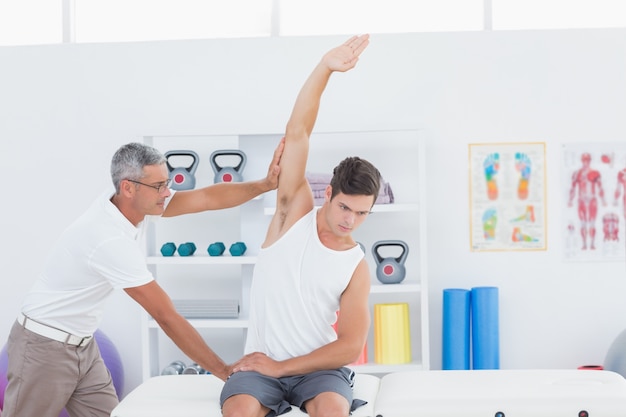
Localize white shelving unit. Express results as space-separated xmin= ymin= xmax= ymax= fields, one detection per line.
xmin=140 ymin=130 xmax=429 ymax=380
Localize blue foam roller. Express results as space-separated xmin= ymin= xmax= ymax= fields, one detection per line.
xmin=471 ymin=286 xmax=500 ymax=370
xmin=442 ymin=288 xmax=471 ymax=370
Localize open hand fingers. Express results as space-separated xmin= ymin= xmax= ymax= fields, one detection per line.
xmin=346 ymin=34 xmax=370 ymax=57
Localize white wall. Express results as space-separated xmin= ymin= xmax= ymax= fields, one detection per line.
xmin=1 ymin=29 xmax=626 ymax=397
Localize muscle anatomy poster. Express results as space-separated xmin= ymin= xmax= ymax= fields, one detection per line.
xmin=469 ymin=142 xmax=547 ymax=252
xmin=562 ymin=143 xmax=626 ymax=261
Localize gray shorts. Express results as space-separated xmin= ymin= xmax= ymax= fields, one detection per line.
xmin=220 ymin=367 xmax=366 ymax=416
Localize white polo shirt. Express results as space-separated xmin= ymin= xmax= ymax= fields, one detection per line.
xmin=21 ymin=189 xmax=172 ymax=337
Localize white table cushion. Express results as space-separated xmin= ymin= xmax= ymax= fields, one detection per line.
xmin=111 ymin=373 xmax=380 ymax=417
xmin=111 ymin=375 xmax=223 ymax=417
xmin=373 ymin=369 xmax=626 ymax=417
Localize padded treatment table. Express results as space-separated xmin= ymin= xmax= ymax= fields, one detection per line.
xmin=110 ymin=373 xmax=381 ymax=417
xmin=111 ymin=370 xmax=626 ymax=417
xmin=374 ymin=369 xmax=626 ymax=417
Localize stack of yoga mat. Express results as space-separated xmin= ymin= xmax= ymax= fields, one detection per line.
xmin=442 ymin=286 xmax=499 ymax=370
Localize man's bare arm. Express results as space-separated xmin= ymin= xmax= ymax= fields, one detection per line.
xmin=125 ymin=281 xmax=232 ymax=380
xmin=163 ymin=138 xmax=284 ymax=217
xmin=267 ymin=35 xmax=370 ymax=241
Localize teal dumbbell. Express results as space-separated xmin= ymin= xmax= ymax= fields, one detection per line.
xmin=177 ymin=242 xmax=197 ymax=256
xmin=229 ymin=242 xmax=247 ymax=256
xmin=207 ymin=242 xmax=226 ymax=256
xmin=160 ymin=242 xmax=177 ymax=257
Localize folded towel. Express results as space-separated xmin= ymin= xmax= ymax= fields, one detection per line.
xmin=375 ymin=193 xmax=393 ymax=204
xmin=306 ymin=171 xmax=333 ymax=185
xmin=310 ymin=184 xmax=328 ymax=192
xmin=313 ymin=189 xmax=326 ymax=199
xmin=306 ymin=171 xmax=395 ymax=204
xmin=379 ymin=181 xmax=395 ymax=203
xmin=314 ymin=194 xmax=393 ymax=206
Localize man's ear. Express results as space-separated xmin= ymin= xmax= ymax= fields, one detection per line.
xmin=325 ymin=185 xmax=332 ymax=202
xmin=120 ymin=179 xmax=136 ymax=198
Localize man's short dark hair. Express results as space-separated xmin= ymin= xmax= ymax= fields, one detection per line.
xmin=329 ymin=156 xmax=381 ymax=205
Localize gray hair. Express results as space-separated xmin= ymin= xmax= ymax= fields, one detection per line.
xmin=111 ymin=142 xmax=166 ymax=193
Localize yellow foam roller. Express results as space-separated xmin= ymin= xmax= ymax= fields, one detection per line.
xmin=374 ymin=303 xmax=411 ymax=364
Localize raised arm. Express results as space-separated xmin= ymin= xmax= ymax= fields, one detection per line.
xmin=267 ymin=35 xmax=370 ymax=240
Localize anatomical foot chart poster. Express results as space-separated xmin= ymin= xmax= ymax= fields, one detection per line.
xmin=469 ymin=142 xmax=547 ymax=252
xmin=562 ymin=142 xmax=626 ymax=262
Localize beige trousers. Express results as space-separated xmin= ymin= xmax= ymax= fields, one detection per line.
xmin=3 ymin=320 xmax=118 ymax=417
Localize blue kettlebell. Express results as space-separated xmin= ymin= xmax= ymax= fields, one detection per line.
xmin=210 ymin=150 xmax=246 ymax=183
xmin=372 ymin=240 xmax=409 ymax=284
xmin=165 ymin=150 xmax=199 ymax=190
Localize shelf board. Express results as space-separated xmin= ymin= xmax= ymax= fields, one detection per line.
xmin=263 ymin=202 xmax=418 ymax=216
xmin=370 ymin=281 xmax=421 ymax=294
xmin=147 ymin=255 xmax=258 ymax=265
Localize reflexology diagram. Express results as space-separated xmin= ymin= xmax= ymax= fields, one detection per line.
xmin=469 ymin=142 xmax=546 ymax=251
xmin=562 ymin=142 xmax=626 ymax=261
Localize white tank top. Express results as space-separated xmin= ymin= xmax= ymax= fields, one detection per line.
xmin=245 ymin=208 xmax=364 ymax=361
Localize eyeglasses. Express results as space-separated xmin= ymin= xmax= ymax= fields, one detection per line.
xmin=127 ymin=179 xmax=171 ymax=194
